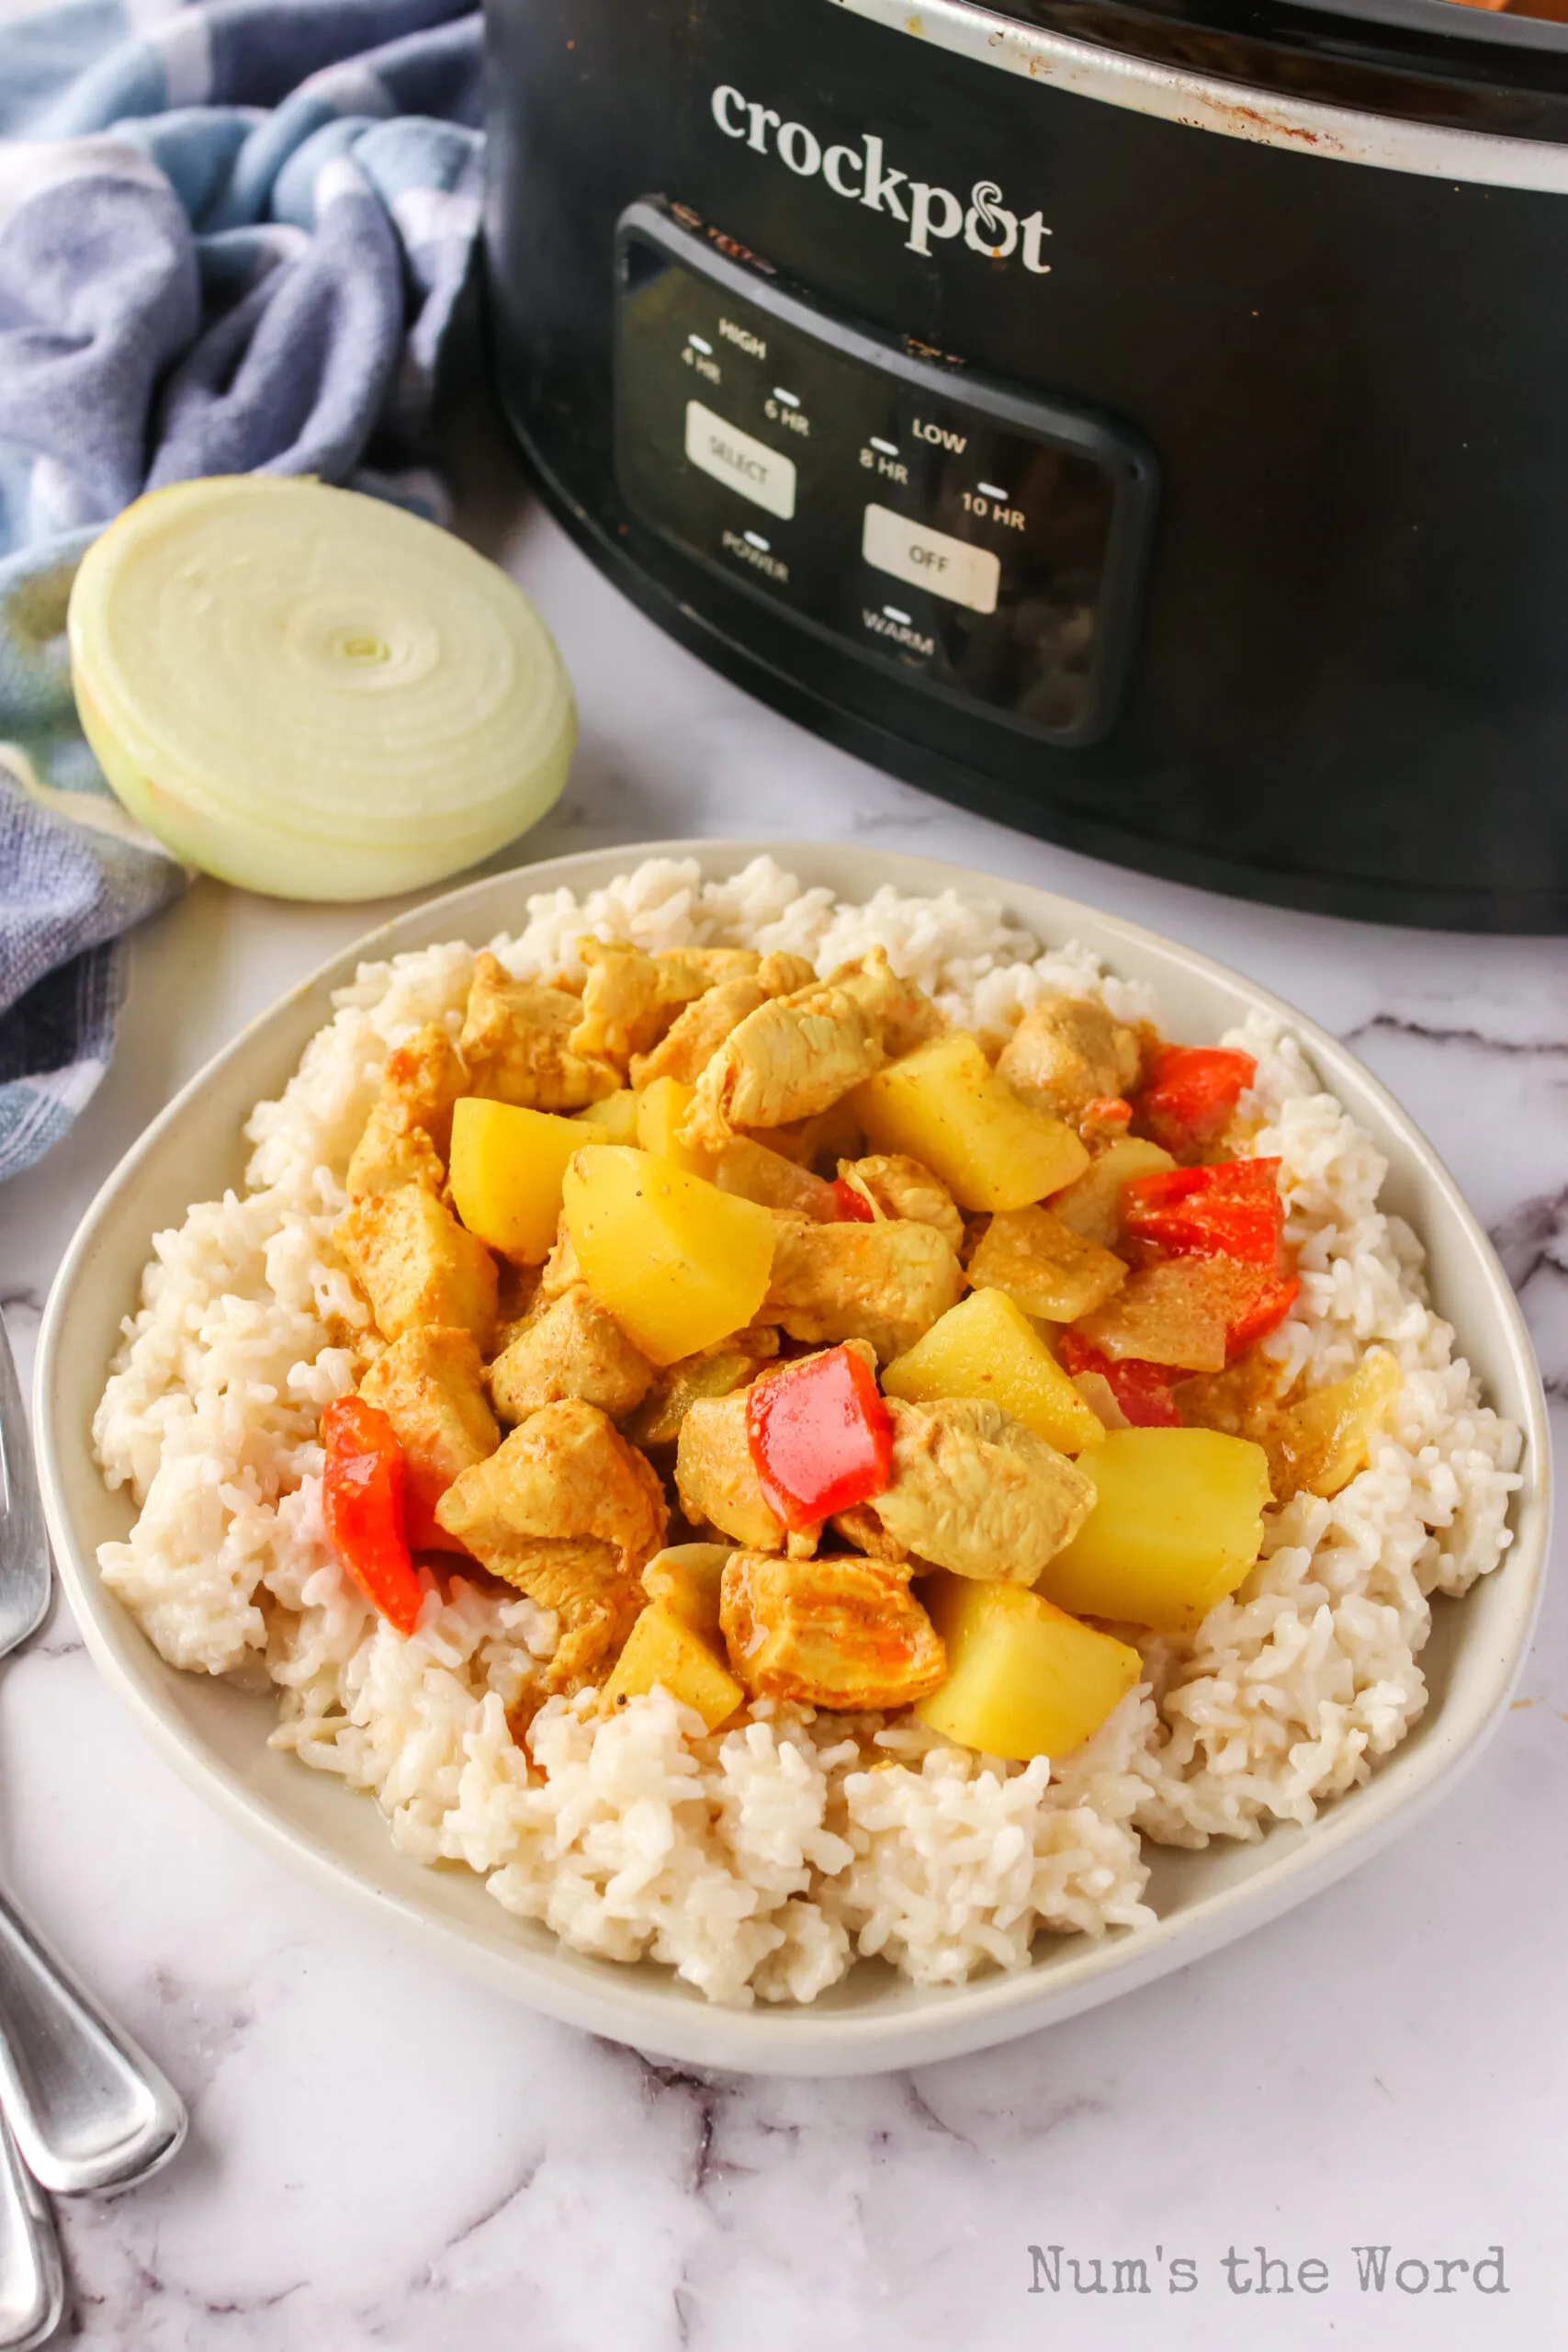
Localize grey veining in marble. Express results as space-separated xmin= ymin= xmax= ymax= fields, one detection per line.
xmin=0 ymin=397 xmax=1562 ymax=2349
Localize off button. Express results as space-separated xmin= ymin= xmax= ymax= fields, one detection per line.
xmin=862 ymin=503 xmax=999 ymax=615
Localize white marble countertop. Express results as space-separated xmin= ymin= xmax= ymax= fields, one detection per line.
xmin=3 ymin=417 xmax=1566 ymax=2350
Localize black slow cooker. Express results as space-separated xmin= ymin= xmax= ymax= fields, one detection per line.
xmin=483 ymin=0 xmax=1568 ymax=930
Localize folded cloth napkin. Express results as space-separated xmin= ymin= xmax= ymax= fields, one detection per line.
xmin=0 ymin=0 xmax=484 ymax=1181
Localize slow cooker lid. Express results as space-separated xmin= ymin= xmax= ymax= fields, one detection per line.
xmin=984 ymin=0 xmax=1568 ymax=136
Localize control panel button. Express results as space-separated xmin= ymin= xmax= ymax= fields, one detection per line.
xmin=616 ymin=201 xmax=1159 ymax=746
xmin=862 ymin=504 xmax=1000 ymax=615
xmin=684 ymin=400 xmax=796 ymax=519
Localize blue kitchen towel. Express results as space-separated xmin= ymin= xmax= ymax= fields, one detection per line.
xmin=0 ymin=0 xmax=485 ymax=1181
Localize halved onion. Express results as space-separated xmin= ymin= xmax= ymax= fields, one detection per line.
xmin=67 ymin=476 xmax=576 ymax=900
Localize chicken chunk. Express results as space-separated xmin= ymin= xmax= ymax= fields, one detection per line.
xmin=763 ymin=1215 xmax=964 ymax=1363
xmin=569 ymin=940 xmax=761 ymax=1068
xmin=357 ymin=1327 xmax=499 ymax=1551
xmin=966 ymin=1204 xmax=1128 ymax=1323
xmin=682 ymin=949 xmax=940 ymax=1152
xmin=337 ymin=1184 xmax=498 ymax=1347
xmin=837 ymin=1397 xmax=1095 ymax=1585
xmin=346 ymin=1022 xmax=468 ymax=1201
xmin=460 ymin=953 xmax=616 ymax=1113
xmin=836 ymin=1154 xmax=964 ymax=1254
xmin=715 ymin=1137 xmax=839 ymax=1221
xmin=761 ymin=1096 xmax=867 ymax=1173
xmin=627 ymin=1324 xmax=780 ymax=1450
xmin=630 ymin=954 xmax=816 ymax=1089
xmin=491 ymin=1260 xmax=544 ymax=1356
xmin=719 ymin=1550 xmax=946 ymax=1710
xmin=995 ymin=994 xmax=1144 ymax=1123
xmin=757 ymin=950 xmax=820 ymax=994
xmin=536 ymin=1222 xmax=582 ymax=1304
xmin=674 ymin=1390 xmax=811 ymax=1554
xmin=633 ymin=975 xmax=767 ymax=1090
xmin=434 ymin=1401 xmax=667 ymax=1689
xmin=348 ymin=1116 xmax=444 ymax=1204
xmin=488 ymin=1283 xmax=653 ymax=1424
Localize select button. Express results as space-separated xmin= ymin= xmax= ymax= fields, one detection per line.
xmin=684 ymin=401 xmax=796 ymax=521
xmin=862 ymin=503 xmax=999 ymax=615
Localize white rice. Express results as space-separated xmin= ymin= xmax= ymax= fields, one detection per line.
xmin=91 ymin=856 xmax=1524 ymax=2003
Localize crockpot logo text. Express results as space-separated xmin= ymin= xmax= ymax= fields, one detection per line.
xmin=709 ymin=85 xmax=1051 ymax=272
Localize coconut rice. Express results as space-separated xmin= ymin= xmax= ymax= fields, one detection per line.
xmin=90 ymin=856 xmax=1524 ymax=2005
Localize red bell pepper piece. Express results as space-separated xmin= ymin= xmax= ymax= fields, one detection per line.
xmin=1057 ymin=1332 xmax=1181 ymax=1429
xmin=746 ymin=1343 xmax=894 ymax=1531
xmin=321 ymin=1395 xmax=425 ymax=1636
xmin=832 ymin=1176 xmax=875 ymax=1223
xmin=1215 ymin=1264 xmax=1301 ymax=1356
xmin=1137 ymin=1046 xmax=1257 ymax=1159
xmin=1122 ymin=1157 xmax=1286 ymax=1268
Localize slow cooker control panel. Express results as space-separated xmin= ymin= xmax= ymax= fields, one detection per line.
xmin=614 ymin=202 xmax=1156 ymax=747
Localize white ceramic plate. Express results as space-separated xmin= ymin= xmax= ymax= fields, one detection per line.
xmin=35 ymin=842 xmax=1552 ymax=2075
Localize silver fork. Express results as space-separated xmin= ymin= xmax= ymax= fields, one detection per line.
xmin=0 ymin=1312 xmax=186 ymax=2234
xmin=0 ymin=2119 xmax=60 ymax=2352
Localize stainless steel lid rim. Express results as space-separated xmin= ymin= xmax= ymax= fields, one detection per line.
xmin=833 ymin=0 xmax=1568 ymax=183
xmin=981 ymin=0 xmax=1568 ymax=134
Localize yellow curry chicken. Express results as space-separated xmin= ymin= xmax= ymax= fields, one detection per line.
xmin=320 ymin=937 xmax=1403 ymax=1766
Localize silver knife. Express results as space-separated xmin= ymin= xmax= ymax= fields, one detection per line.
xmin=0 ymin=1312 xmax=186 ymax=2197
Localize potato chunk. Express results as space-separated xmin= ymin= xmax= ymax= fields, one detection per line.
xmin=1049 ymin=1136 xmax=1177 ymax=1248
xmin=561 ymin=1146 xmax=775 ymax=1366
xmin=847 ymin=1397 xmax=1095 ymax=1584
xmin=635 ymin=1074 xmax=714 ymax=1177
xmin=460 ymin=953 xmax=616 ymax=1112
xmin=719 ymin=1550 xmax=946 ymax=1709
xmin=448 ymin=1095 xmax=590 ymax=1265
xmin=357 ymin=1326 xmax=499 ymax=1552
xmin=1036 ymin=1427 xmax=1272 ymax=1632
xmin=853 ymin=1032 xmax=1089 ymax=1213
xmin=599 ymin=1603 xmax=744 ymax=1731
xmin=882 ymin=1288 xmax=1105 ymax=1454
xmin=967 ymin=1204 xmax=1128 ymax=1323
xmin=337 ymin=1183 xmax=497 ymax=1347
xmin=487 ymin=1283 xmax=653 ymax=1423
xmin=915 ymin=1574 xmax=1142 ymax=1761
xmin=764 ymin=1215 xmax=964 ymax=1363
xmin=640 ymin=1543 xmax=734 ymax=1639
xmin=574 ymin=1088 xmax=640 ymax=1145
